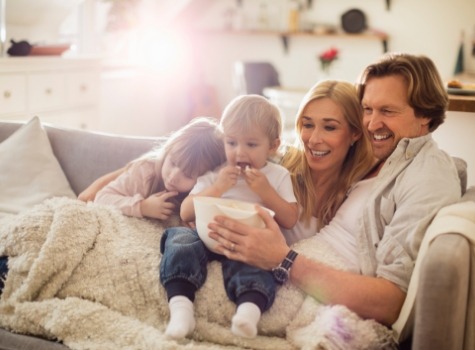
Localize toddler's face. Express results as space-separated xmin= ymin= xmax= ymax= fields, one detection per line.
xmin=161 ymin=156 xmax=197 ymax=193
xmin=223 ymin=127 xmax=277 ymax=170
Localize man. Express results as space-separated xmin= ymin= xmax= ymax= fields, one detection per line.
xmin=208 ymin=53 xmax=461 ymax=335
xmin=355 ymin=53 xmax=462 ymax=323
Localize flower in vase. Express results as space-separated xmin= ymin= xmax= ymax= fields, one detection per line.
xmin=318 ymin=47 xmax=339 ymax=75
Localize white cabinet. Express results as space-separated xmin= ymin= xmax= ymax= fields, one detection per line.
xmin=28 ymin=72 xmax=66 ymax=111
xmin=0 ymin=74 xmax=26 ymax=114
xmin=0 ymin=57 xmax=101 ymax=130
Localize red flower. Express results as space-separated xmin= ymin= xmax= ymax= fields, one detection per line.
xmin=319 ymin=47 xmax=339 ymax=61
xmin=318 ymin=47 xmax=339 ymax=74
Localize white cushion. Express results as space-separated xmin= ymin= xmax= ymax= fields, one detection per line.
xmin=0 ymin=117 xmax=76 ymax=218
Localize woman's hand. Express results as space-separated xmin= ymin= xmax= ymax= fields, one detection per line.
xmin=140 ymin=191 xmax=178 ymax=220
xmin=208 ymin=206 xmax=289 ymax=270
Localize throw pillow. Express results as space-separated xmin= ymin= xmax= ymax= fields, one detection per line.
xmin=0 ymin=116 xmax=76 ymax=218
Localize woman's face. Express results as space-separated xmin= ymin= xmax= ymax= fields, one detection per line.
xmin=161 ymin=155 xmax=198 ymax=193
xmin=299 ymin=97 xmax=360 ymax=177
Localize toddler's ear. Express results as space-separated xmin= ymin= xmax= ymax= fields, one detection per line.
xmin=270 ymin=138 xmax=281 ymax=153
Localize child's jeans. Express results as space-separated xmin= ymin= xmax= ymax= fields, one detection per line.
xmin=159 ymin=226 xmax=276 ymax=312
xmin=0 ymin=256 xmax=8 ymax=295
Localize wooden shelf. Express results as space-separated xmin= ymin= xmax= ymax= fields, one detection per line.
xmin=200 ymin=29 xmax=389 ymax=53
xmin=448 ymin=94 xmax=475 ymax=113
xmin=448 ymin=73 xmax=475 ymax=113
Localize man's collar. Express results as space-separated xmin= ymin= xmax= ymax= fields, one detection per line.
xmin=393 ymin=134 xmax=432 ymax=160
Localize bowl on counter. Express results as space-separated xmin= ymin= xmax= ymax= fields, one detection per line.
xmin=30 ymin=44 xmax=71 ymax=56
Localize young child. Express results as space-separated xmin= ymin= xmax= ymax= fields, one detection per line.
xmin=160 ymin=95 xmax=299 ymax=340
xmin=93 ymin=117 xmax=226 ymax=221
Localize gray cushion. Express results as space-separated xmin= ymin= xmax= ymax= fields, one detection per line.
xmin=453 ymin=156 xmax=468 ymax=194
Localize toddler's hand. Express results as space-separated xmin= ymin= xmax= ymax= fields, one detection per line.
xmin=214 ymin=165 xmax=240 ymax=193
xmin=243 ymin=168 xmax=271 ymax=195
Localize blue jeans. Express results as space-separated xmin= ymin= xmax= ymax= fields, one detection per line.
xmin=0 ymin=256 xmax=8 ymax=295
xmin=159 ymin=227 xmax=276 ymax=312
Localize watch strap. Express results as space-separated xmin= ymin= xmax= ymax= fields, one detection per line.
xmin=281 ymin=249 xmax=298 ymax=270
xmin=272 ymin=249 xmax=298 ymax=284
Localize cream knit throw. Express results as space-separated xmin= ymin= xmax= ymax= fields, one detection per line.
xmin=0 ymin=197 xmax=395 ymax=350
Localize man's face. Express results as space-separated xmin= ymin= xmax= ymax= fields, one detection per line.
xmin=361 ymin=75 xmax=431 ymax=161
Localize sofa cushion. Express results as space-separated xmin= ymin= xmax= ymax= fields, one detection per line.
xmin=0 ymin=116 xmax=76 ymax=218
xmin=453 ymin=156 xmax=468 ymax=194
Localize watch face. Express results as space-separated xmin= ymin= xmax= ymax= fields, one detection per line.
xmin=273 ymin=266 xmax=289 ymax=284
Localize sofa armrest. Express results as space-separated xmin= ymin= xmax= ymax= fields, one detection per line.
xmin=412 ymin=233 xmax=470 ymax=350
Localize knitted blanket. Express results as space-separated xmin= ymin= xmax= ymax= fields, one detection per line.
xmin=0 ymin=197 xmax=395 ymax=350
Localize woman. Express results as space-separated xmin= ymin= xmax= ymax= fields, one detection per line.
xmin=280 ymin=80 xmax=374 ymax=246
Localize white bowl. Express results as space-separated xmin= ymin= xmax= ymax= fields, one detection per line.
xmin=193 ymin=196 xmax=274 ymax=253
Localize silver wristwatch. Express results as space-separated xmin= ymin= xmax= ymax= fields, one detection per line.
xmin=272 ymin=249 xmax=298 ymax=284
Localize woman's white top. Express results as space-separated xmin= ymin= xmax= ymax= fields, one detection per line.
xmin=317 ymin=177 xmax=376 ymax=272
xmin=281 ymin=208 xmax=318 ymax=245
xmin=283 ymin=177 xmax=376 ymax=273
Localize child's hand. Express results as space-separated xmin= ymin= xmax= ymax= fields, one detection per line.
xmin=213 ymin=165 xmax=241 ymax=193
xmin=140 ymin=191 xmax=178 ymax=220
xmin=243 ymin=168 xmax=271 ymax=196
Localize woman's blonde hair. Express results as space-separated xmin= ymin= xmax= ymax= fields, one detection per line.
xmin=219 ymin=94 xmax=282 ymax=143
xmin=138 ymin=117 xmax=226 ymax=198
xmin=281 ymin=80 xmax=374 ymax=228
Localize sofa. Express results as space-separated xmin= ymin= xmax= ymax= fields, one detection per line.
xmin=0 ymin=118 xmax=473 ymax=350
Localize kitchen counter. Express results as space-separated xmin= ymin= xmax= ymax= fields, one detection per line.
xmin=448 ymin=72 xmax=475 ymax=113
xmin=447 ymin=93 xmax=475 ymax=113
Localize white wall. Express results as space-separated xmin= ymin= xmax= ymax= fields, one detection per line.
xmin=94 ymin=0 xmax=475 ymax=134
xmin=196 ymin=0 xmax=475 ymax=106
xmin=433 ymin=112 xmax=475 ymax=188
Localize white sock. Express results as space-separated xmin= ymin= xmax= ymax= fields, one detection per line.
xmin=165 ymin=295 xmax=196 ymax=339
xmin=231 ymin=302 xmax=261 ymax=338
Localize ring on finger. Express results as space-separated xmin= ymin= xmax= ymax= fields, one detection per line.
xmin=230 ymin=243 xmax=236 ymax=252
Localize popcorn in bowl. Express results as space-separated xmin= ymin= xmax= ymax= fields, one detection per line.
xmin=193 ymin=196 xmax=275 ymax=253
